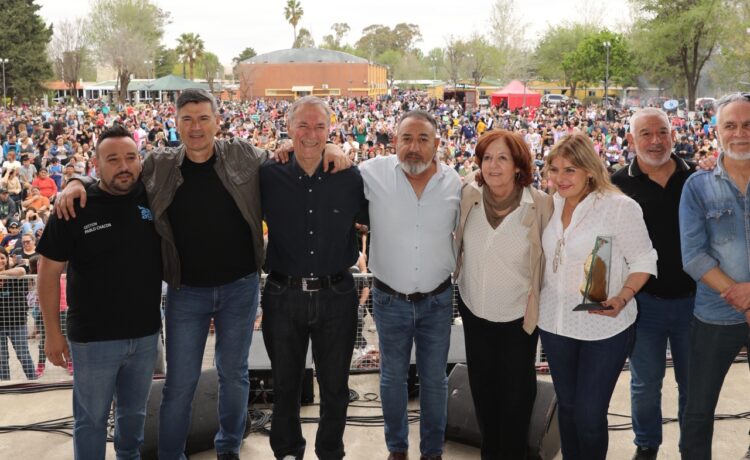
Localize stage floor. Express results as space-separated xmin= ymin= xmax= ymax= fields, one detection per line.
xmin=1 ymin=364 xmax=749 ymax=459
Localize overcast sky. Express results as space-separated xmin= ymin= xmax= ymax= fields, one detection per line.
xmin=37 ymin=0 xmax=633 ymax=66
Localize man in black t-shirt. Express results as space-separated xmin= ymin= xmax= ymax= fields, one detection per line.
xmin=36 ymin=125 xmax=162 ymax=460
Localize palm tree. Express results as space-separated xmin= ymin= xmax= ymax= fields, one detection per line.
xmin=175 ymin=33 xmax=205 ymax=80
xmin=283 ymin=0 xmax=304 ymax=46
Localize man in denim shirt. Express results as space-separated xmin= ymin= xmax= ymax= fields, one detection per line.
xmin=679 ymin=92 xmax=750 ymax=459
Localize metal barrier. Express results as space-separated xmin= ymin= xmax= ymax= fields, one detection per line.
xmin=0 ymin=274 xmax=548 ymax=385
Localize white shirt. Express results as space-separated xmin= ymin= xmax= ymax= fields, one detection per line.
xmin=360 ymin=155 xmax=461 ymax=294
xmin=458 ymin=189 xmax=531 ymax=322
xmin=538 ymin=191 xmax=658 ymax=341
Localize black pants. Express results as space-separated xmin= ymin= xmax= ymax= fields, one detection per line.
xmin=262 ymin=273 xmax=358 ymax=460
xmin=458 ymin=295 xmax=538 ymax=460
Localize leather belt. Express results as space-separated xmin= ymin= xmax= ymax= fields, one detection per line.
xmin=372 ymin=277 xmax=452 ymax=303
xmin=268 ymin=271 xmax=347 ymax=292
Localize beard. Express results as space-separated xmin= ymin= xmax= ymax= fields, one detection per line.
xmin=637 ymin=150 xmax=671 ymax=168
xmin=399 ymin=154 xmax=434 ymax=176
xmin=724 ymin=147 xmax=750 ymax=161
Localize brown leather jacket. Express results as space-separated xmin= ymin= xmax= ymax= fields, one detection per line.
xmin=142 ymin=138 xmax=269 ymax=287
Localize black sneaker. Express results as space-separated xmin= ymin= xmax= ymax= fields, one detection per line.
xmin=217 ymin=453 xmax=240 ymax=460
xmin=633 ymin=446 xmax=658 ymax=460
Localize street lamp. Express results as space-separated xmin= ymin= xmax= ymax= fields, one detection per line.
xmin=0 ymin=58 xmax=8 ymax=109
xmin=603 ymin=41 xmax=611 ymax=108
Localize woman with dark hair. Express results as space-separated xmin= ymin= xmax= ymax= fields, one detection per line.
xmin=453 ymin=129 xmax=553 ymax=458
xmin=0 ymin=246 xmax=35 ymax=380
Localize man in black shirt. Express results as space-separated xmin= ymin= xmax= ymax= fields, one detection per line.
xmin=611 ymin=108 xmax=695 ymax=460
xmin=260 ymin=96 xmax=366 ymax=460
xmin=36 ymin=125 xmax=162 ymax=459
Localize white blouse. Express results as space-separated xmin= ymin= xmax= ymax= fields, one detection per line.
xmin=538 ymin=191 xmax=658 ymax=341
xmin=458 ymin=189 xmax=531 ymax=323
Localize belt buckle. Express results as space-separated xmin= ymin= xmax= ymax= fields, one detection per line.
xmin=301 ymin=277 xmax=319 ymax=292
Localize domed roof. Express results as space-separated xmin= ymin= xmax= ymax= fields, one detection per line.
xmin=243 ymin=48 xmax=368 ymax=64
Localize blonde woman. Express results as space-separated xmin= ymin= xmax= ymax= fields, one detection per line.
xmin=538 ymin=132 xmax=657 ymax=460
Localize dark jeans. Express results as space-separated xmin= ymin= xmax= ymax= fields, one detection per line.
xmin=681 ymin=318 xmax=750 ymax=460
xmin=630 ymin=292 xmax=693 ymax=450
xmin=540 ymin=326 xmax=634 ymax=460
xmin=458 ymin=296 xmax=538 ymax=460
xmin=262 ymin=273 xmax=358 ymax=460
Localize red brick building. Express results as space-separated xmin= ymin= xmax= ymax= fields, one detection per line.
xmin=237 ymin=48 xmax=387 ymax=100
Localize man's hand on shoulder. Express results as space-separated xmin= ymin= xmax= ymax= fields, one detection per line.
xmin=272 ymin=140 xmax=293 ymax=164
xmin=55 ymin=180 xmax=87 ymax=220
xmin=323 ymin=143 xmax=352 ymax=173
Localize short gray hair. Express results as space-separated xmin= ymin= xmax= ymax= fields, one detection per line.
xmin=714 ymin=93 xmax=750 ymax=127
xmin=287 ymin=96 xmax=332 ymax=127
xmin=629 ymin=107 xmax=670 ymax=134
xmin=398 ymin=110 xmax=438 ymax=134
xmin=176 ymin=88 xmax=218 ymax=114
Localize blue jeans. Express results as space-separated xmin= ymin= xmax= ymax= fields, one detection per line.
xmin=681 ymin=318 xmax=750 ymax=460
xmin=372 ymin=284 xmax=453 ymax=457
xmin=262 ymin=273 xmax=358 ymax=460
xmin=630 ymin=292 xmax=693 ymax=449
xmin=0 ymin=324 xmax=36 ymax=380
xmin=158 ymin=273 xmax=259 ymax=460
xmin=540 ymin=326 xmax=634 ymax=460
xmin=69 ymin=333 xmax=159 ymax=460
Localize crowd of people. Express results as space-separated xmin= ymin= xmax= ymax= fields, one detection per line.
xmin=1 ymin=88 xmax=747 ymax=460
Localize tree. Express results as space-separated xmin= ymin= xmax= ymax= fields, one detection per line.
xmin=176 ymin=33 xmax=205 ymax=80
xmin=0 ymin=0 xmax=53 ymax=102
xmin=232 ymin=46 xmax=257 ymax=79
xmin=464 ymin=34 xmax=501 ymax=87
xmin=707 ymin=1 xmax=750 ymax=92
xmin=199 ymin=52 xmax=221 ymax=93
xmin=89 ymin=0 xmax=168 ymax=102
xmin=563 ymin=30 xmax=635 ymax=97
xmin=425 ymin=48 xmax=445 ymax=80
xmin=629 ymin=0 xmax=729 ymax=109
xmin=444 ymin=36 xmax=467 ymax=90
xmin=154 ymin=46 xmax=178 ymax=78
xmin=489 ymin=0 xmax=528 ymax=81
xmin=284 ymin=0 xmax=304 ymax=47
xmin=321 ymin=22 xmax=350 ymax=50
xmin=534 ymin=22 xmax=599 ymax=96
xmin=49 ymin=18 xmax=90 ymax=101
xmin=355 ymin=23 xmax=422 ymax=61
xmin=293 ymin=28 xmax=315 ymax=48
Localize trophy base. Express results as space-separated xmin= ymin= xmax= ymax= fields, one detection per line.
xmin=573 ymin=302 xmax=614 ymax=312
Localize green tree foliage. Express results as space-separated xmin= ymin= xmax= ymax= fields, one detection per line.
xmin=489 ymin=0 xmax=529 ymax=81
xmin=0 ymin=0 xmax=53 ymax=102
xmin=464 ymin=34 xmax=502 ymax=87
xmin=284 ymin=0 xmax=304 ymax=47
xmin=533 ymin=22 xmax=598 ymax=96
xmin=196 ymin=52 xmax=221 ymax=92
xmin=292 ymin=28 xmax=315 ymax=48
xmin=176 ymin=32 xmax=205 ymax=80
xmin=706 ymin=0 xmax=750 ymax=93
xmin=563 ymin=30 xmax=635 ymax=94
xmin=154 ymin=46 xmax=178 ymax=78
xmin=444 ymin=37 xmax=468 ymax=89
xmin=629 ymin=0 xmax=729 ymax=109
xmin=321 ymin=23 xmax=350 ymax=50
xmin=355 ymin=24 xmax=422 ymax=61
xmin=232 ymin=46 xmax=257 ymax=80
xmin=425 ymin=48 xmax=445 ymax=80
xmin=89 ymin=0 xmax=167 ymax=102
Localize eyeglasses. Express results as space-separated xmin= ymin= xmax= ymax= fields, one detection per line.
xmin=552 ymin=237 xmax=564 ymax=273
xmin=22 ymin=240 xmax=32 ymax=244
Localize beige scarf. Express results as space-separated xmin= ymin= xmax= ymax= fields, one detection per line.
xmin=482 ymin=185 xmax=522 ymax=229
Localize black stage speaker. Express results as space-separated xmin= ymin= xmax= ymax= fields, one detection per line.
xmin=445 ymin=363 xmax=561 ymax=460
xmin=141 ymin=368 xmax=221 ymax=460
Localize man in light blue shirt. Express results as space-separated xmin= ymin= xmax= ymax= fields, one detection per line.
xmin=678 ymin=92 xmax=750 ymax=459
xmin=359 ymin=111 xmax=461 ymax=460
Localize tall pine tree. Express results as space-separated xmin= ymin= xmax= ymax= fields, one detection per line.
xmin=0 ymin=0 xmax=53 ymax=102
